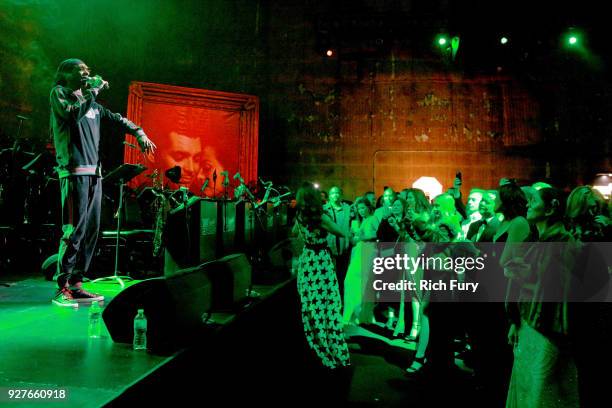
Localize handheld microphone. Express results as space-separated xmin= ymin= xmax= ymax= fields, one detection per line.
xmin=84 ymin=75 xmax=109 ymax=90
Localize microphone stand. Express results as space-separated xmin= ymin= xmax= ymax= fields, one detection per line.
xmin=221 ymin=172 xmax=229 ymax=233
xmin=92 ymin=164 xmax=145 ymax=287
xmin=234 ymin=175 xmax=260 ymax=241
xmin=93 ymin=175 xmax=130 ymax=288
xmin=212 ymin=170 xmax=217 ymax=199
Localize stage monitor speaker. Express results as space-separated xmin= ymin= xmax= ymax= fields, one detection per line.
xmin=200 ymin=253 xmax=252 ymax=311
xmin=102 ymin=271 xmax=212 ymax=352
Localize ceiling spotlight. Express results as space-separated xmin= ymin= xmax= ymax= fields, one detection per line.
xmin=563 ymin=28 xmax=584 ymax=49
xmin=500 ymin=37 xmax=509 ymax=45
xmin=435 ymin=33 xmax=449 ymax=47
xmin=326 ymin=49 xmax=333 ymax=57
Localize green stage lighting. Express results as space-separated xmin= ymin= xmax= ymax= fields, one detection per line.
xmin=500 ymin=37 xmax=509 ymax=45
xmin=563 ymin=29 xmax=584 ymax=49
xmin=436 ymin=35 xmax=448 ymax=47
xmin=451 ymin=36 xmax=460 ymax=60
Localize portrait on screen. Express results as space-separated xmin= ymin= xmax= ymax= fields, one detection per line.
xmin=123 ymin=82 xmax=259 ymax=197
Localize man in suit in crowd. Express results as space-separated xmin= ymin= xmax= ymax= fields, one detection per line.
xmin=467 ymin=190 xmax=500 ymax=242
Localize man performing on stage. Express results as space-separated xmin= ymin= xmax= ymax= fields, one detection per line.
xmin=50 ymin=58 xmax=156 ymax=306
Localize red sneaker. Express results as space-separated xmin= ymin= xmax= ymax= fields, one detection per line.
xmin=71 ymin=288 xmax=104 ymax=303
xmin=52 ymin=287 xmax=78 ymax=307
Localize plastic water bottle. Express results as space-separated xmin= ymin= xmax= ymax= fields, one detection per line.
xmin=88 ymin=301 xmax=102 ymax=338
xmin=133 ymin=309 xmax=147 ymax=351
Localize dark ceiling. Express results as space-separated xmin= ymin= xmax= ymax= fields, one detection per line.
xmin=310 ymin=0 xmax=611 ymax=76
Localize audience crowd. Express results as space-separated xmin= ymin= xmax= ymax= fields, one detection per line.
xmin=294 ymin=176 xmax=611 ymax=407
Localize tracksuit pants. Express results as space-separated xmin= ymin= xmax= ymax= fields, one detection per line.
xmin=57 ymin=176 xmax=102 ymax=288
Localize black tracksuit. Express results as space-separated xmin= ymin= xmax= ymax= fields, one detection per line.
xmin=50 ymin=84 xmax=144 ymax=287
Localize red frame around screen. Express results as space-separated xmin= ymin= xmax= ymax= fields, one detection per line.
xmin=123 ymin=82 xmax=258 ymax=197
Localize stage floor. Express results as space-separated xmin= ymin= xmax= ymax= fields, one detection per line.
xmin=1 ymin=274 xmax=485 ymax=407
xmin=0 ymin=276 xmax=294 ymax=407
xmin=0 ymin=279 xmax=174 ymax=407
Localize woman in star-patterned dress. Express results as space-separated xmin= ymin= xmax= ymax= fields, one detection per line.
xmin=294 ymin=182 xmax=351 ymax=369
